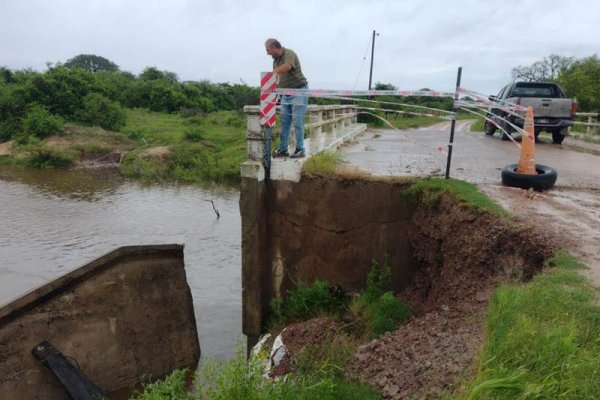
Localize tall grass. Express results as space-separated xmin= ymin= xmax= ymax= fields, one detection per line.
xmin=453 ymin=252 xmax=600 ymax=399
xmin=302 ymin=152 xmax=342 ymax=175
xmin=133 ymin=347 xmax=380 ymax=400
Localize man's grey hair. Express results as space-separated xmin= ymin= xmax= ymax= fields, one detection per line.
xmin=265 ymin=38 xmax=282 ymax=49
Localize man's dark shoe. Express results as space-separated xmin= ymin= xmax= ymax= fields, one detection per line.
xmin=273 ymin=149 xmax=289 ymax=158
xmin=290 ymin=149 xmax=305 ymax=158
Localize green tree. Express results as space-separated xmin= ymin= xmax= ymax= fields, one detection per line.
xmin=557 ymin=55 xmax=600 ymax=111
xmin=63 ymin=54 xmax=119 ymax=72
xmin=78 ymin=93 xmax=127 ymax=130
xmin=374 ymin=82 xmax=397 ymax=90
xmin=139 ymin=67 xmax=179 ymax=83
xmin=21 ymin=105 xmax=63 ymax=139
xmin=511 ymin=54 xmax=573 ymax=82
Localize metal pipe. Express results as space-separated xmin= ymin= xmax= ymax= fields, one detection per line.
xmin=445 ymin=66 xmax=462 ymax=179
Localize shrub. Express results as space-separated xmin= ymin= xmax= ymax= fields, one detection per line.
xmin=21 ymin=105 xmax=63 ymax=139
xmin=269 ymin=280 xmax=349 ymax=328
xmin=0 ymin=117 xmax=22 ymax=142
xmin=350 ymin=261 xmax=412 ymax=338
xmin=184 ymin=128 xmax=205 ymax=142
xmin=79 ymin=93 xmax=127 ymax=130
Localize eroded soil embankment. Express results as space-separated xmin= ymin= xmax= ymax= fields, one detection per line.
xmin=347 ymin=194 xmax=557 ymax=399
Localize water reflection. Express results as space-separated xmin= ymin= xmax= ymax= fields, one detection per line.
xmin=0 ymin=166 xmax=123 ymax=201
xmin=0 ymin=166 xmax=242 ymax=359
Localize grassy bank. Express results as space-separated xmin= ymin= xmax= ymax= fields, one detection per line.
xmin=119 ymin=109 xmax=246 ymax=183
xmin=1 ymin=109 xmax=247 ymax=183
xmin=452 ymin=252 xmax=600 ymax=399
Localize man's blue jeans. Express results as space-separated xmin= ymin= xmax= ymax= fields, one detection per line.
xmin=279 ymin=86 xmax=308 ymax=153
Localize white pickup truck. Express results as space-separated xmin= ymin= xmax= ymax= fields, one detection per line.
xmin=484 ymin=82 xmax=576 ymax=144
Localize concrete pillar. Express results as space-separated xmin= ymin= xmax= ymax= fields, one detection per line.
xmin=244 ymin=107 xmax=263 ymax=161
xmin=240 ymin=177 xmax=270 ymax=351
xmin=310 ymin=110 xmax=323 ymax=151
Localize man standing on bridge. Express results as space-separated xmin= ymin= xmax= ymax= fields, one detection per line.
xmin=265 ymin=38 xmax=308 ymax=158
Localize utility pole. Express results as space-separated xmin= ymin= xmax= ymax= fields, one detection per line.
xmin=368 ymin=30 xmax=378 ymax=90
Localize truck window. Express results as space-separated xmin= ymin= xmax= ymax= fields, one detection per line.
xmin=510 ymin=84 xmax=558 ymax=98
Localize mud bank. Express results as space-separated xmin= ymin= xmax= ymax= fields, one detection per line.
xmin=349 ymin=192 xmax=556 ymax=399
xmin=241 ymin=174 xmax=557 ymax=398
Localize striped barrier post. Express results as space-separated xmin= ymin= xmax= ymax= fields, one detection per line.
xmin=260 ymin=72 xmax=278 ymax=178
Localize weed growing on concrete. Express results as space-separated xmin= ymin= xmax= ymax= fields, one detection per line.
xmin=302 ymin=152 xmax=342 ymax=175
xmin=453 ymin=252 xmax=600 ymax=399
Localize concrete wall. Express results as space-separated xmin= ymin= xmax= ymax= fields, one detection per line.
xmin=241 ymin=176 xmax=418 ymax=340
xmin=0 ymin=244 xmax=199 ymax=399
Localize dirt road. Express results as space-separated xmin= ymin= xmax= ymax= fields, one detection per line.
xmin=340 ymin=121 xmax=600 ymax=284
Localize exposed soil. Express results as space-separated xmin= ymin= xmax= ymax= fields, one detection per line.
xmin=273 ymin=193 xmax=558 ymax=399
xmin=0 ymin=140 xmax=12 ymax=156
xmin=479 ymin=184 xmax=600 ymax=286
xmin=269 ymin=317 xmax=341 ymax=378
xmin=139 ymin=145 xmax=172 ymax=161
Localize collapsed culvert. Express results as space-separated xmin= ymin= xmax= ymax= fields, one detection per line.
xmin=243 ymin=174 xmax=557 ymax=399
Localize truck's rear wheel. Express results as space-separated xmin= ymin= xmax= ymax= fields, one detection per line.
xmin=484 ymin=120 xmax=496 ymax=136
xmin=500 ymin=125 xmax=512 ymax=141
xmin=552 ymin=128 xmax=567 ymax=144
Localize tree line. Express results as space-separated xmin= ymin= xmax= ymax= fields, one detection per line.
xmin=0 ymin=54 xmax=259 ymax=142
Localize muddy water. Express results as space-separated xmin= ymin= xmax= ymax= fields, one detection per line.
xmin=0 ymin=167 xmax=241 ymax=359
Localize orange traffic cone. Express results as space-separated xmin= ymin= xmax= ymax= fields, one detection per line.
xmin=517 ymin=106 xmax=536 ymax=175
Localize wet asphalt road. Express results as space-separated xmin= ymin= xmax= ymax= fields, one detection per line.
xmin=340 ymin=120 xmax=600 ymax=189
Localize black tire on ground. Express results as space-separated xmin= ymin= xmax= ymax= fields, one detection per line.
xmin=484 ymin=120 xmax=496 ymax=136
xmin=552 ymin=127 xmax=567 ymax=144
xmin=501 ymin=164 xmax=558 ymax=191
xmin=500 ymin=131 xmax=511 ymax=141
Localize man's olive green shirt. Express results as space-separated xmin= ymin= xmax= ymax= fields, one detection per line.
xmin=273 ymin=48 xmax=308 ymax=89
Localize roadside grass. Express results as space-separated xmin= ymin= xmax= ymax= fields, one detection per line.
xmin=451 ymin=251 xmax=600 ymax=400
xmin=470 ymin=117 xmax=485 ymax=132
xmin=404 ymin=177 xmax=508 ymax=216
xmin=302 ymin=152 xmax=342 ymax=175
xmin=389 ymin=115 xmax=444 ymax=129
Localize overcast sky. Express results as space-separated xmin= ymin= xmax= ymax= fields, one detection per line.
xmin=1 ymin=0 xmax=598 ymax=95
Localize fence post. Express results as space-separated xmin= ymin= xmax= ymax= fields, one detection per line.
xmin=310 ymin=109 xmax=323 ymax=151
xmin=586 ymin=115 xmax=598 ymax=137
xmin=243 ymin=106 xmax=263 ymax=161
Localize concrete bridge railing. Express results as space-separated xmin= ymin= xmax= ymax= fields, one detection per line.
xmin=241 ymin=104 xmax=367 ymax=182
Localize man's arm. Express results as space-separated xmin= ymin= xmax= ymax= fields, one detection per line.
xmin=274 ymin=63 xmax=292 ymax=75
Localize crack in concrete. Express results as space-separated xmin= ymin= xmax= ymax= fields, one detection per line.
xmin=275 ymin=211 xmax=407 ymax=235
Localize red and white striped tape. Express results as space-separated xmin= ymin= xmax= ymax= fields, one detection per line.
xmin=260 ymin=72 xmax=277 ymax=127
xmin=269 ymin=88 xmax=455 ymax=97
